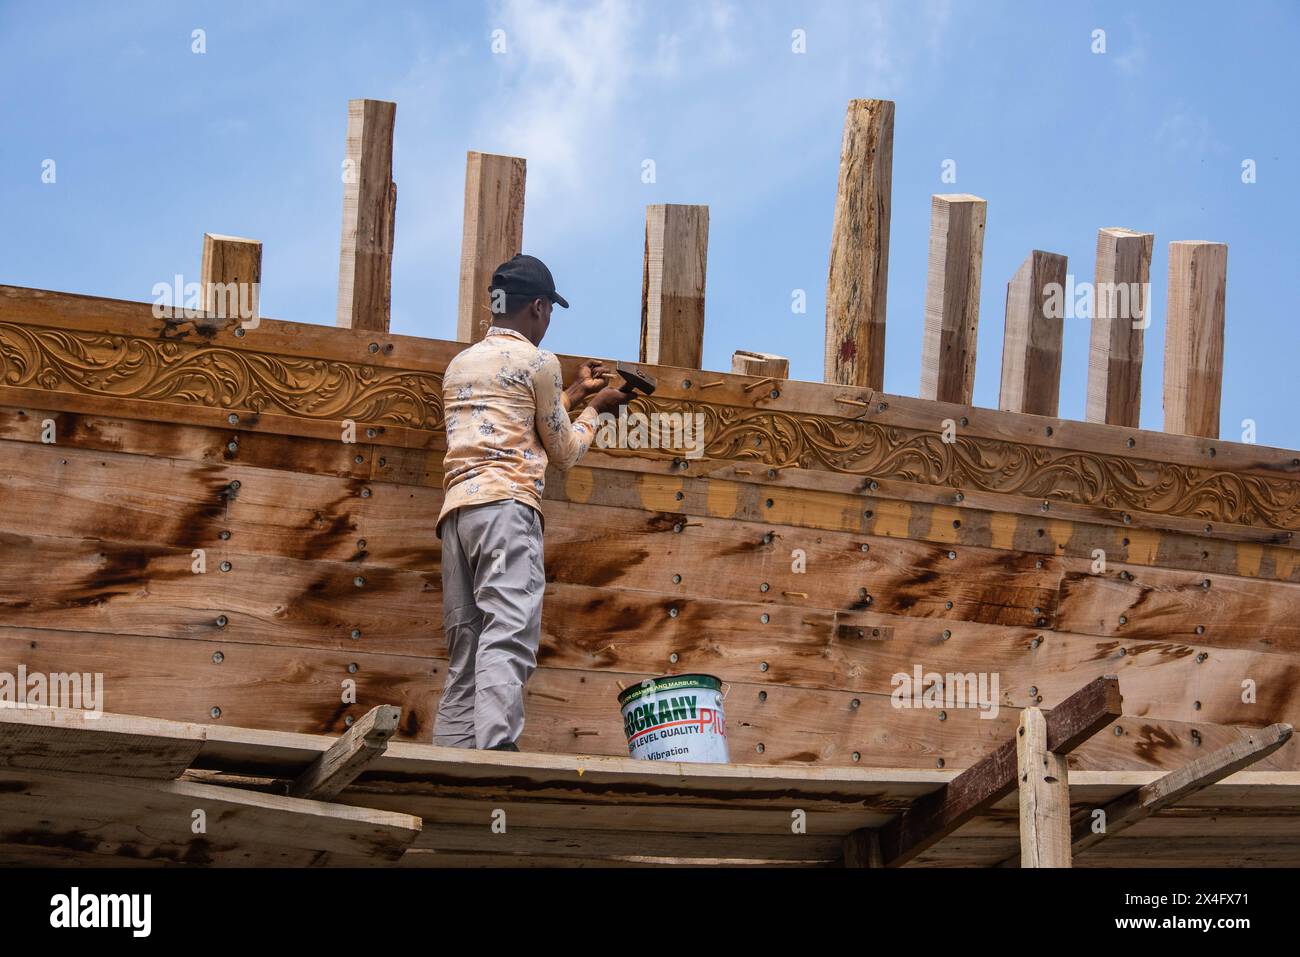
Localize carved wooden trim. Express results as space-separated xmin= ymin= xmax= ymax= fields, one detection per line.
xmin=3 ymin=320 xmax=1298 ymax=532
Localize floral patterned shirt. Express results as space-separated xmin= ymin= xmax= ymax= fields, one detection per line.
xmin=438 ymin=326 xmax=599 ymax=532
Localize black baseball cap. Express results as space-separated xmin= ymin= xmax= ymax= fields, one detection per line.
xmin=489 ymin=254 xmax=569 ymax=309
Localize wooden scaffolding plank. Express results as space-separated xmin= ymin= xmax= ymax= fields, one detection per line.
xmin=288 ymin=704 xmax=401 ymax=800
xmin=0 ymin=766 xmax=420 ymax=866
xmin=1163 ymin=240 xmax=1229 ymax=438
xmin=824 ymin=98 xmax=894 ymax=389
xmin=0 ymin=706 xmax=205 ymax=779
xmin=456 ymin=150 xmax=526 ymax=343
xmin=920 ymin=194 xmax=987 ymax=404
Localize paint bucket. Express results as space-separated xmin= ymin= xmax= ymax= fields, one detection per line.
xmin=618 ymin=674 xmax=728 ymax=763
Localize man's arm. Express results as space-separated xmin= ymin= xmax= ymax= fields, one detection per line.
xmin=534 ymin=353 xmax=601 ymax=471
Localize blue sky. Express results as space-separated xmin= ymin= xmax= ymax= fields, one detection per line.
xmin=3 ymin=0 xmax=1297 ymax=449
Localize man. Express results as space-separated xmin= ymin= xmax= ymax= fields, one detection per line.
xmin=435 ymin=254 xmax=626 ymax=751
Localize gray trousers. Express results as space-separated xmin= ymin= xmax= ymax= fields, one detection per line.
xmin=434 ymin=500 xmax=545 ymax=750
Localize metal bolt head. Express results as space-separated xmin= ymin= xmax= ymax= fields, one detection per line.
xmin=755 ymin=743 xmax=765 ymax=754
xmin=946 ymin=551 xmax=956 ymax=560
xmin=219 ymin=561 xmax=232 ymax=573
xmin=351 ymin=628 xmax=361 ymax=639
xmin=672 ymin=574 xmax=682 ymax=584
xmin=1118 ymin=615 xmax=1127 ymax=625
xmin=360 ymin=488 xmax=372 ymax=498
xmin=938 ymin=710 xmax=947 ymax=721
xmin=216 ymin=615 xmax=228 ymax=628
xmin=354 ymin=576 xmax=365 ymax=587
xmin=1114 ymin=726 xmax=1123 ymax=736
xmin=1029 ymin=686 xmax=1038 ymax=697
xmin=368 ymin=343 xmax=379 ymax=353
xmin=212 ymin=651 xmax=224 ymax=664
xmin=760 ymin=613 xmax=770 ymax=624
xmin=356 ymin=539 xmax=367 ymax=549
xmin=760 ymin=582 xmax=770 ymax=592
xmin=850 ymin=698 xmax=861 ymax=710
xmin=758 ymin=690 xmax=767 ymax=702
xmin=227 ymin=413 xmax=239 ymax=424
xmin=347 ymin=662 xmax=358 ymax=674
xmin=345 ymin=715 xmax=355 ymax=726
xmin=669 ymin=652 xmax=679 ymax=663
xmin=668 ymin=607 xmax=679 ymax=618
xmin=230 ymin=480 xmax=241 ymax=490
xmin=219 ymin=530 xmax=231 ymax=540
xmin=227 ymin=441 xmax=238 ymax=453
xmin=852 ymin=752 xmax=861 ymax=762
xmin=860 ymin=543 xmax=869 ymax=553
xmin=942 ymin=629 xmax=951 ymax=640
xmin=211 ymin=706 xmax=222 ymax=719
xmin=759 ymin=661 xmax=769 ymax=672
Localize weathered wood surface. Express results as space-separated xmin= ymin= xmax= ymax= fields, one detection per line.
xmin=1 ymin=282 xmax=1299 ymax=781
xmin=999 ymin=250 xmax=1067 ymax=416
xmin=456 ymin=151 xmax=526 ymax=343
xmin=336 ymin=99 xmax=397 ymax=333
xmin=4 ymin=709 xmax=1298 ymax=867
xmin=920 ymin=194 xmax=986 ymax=404
xmin=1164 ymin=241 xmax=1228 ymax=439
xmin=0 ymin=766 xmax=420 ymax=866
xmin=824 ymin=98 xmax=893 ymax=389
xmin=641 ymin=204 xmax=708 ymax=368
xmin=1086 ymin=228 xmax=1153 ymax=428
xmin=876 ymin=676 xmax=1121 ymax=866
xmin=1016 ymin=706 xmax=1072 ymax=867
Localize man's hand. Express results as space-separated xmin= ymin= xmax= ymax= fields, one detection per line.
xmin=563 ymin=360 xmax=609 ymax=411
xmin=587 ymin=386 xmax=628 ymax=416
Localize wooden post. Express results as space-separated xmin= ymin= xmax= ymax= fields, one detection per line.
xmin=874 ymin=676 xmax=1122 ymax=867
xmin=731 ymin=350 xmax=789 ymax=379
xmin=1085 ymin=227 xmax=1153 ymax=428
xmin=640 ymin=204 xmax=708 ymax=368
xmin=200 ymin=233 xmax=261 ymax=323
xmin=999 ymin=250 xmax=1067 ymax=416
xmin=1163 ymin=241 xmax=1228 ymax=438
xmin=335 ymin=98 xmax=397 ymax=333
xmin=824 ymin=98 xmax=894 ymax=389
xmin=456 ymin=151 xmax=527 ymax=344
xmin=1016 ymin=706 xmax=1072 ymax=868
xmin=919 ymin=194 xmax=986 ymax=405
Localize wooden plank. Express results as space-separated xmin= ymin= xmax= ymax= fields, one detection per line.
xmin=876 ymin=676 xmax=1121 ymax=866
xmin=640 ymin=204 xmax=708 ymax=368
xmin=336 ymin=98 xmax=397 ymax=333
xmin=1086 ymin=227 xmax=1153 ymax=428
xmin=0 ymin=626 xmax=439 ymax=740
xmin=999 ymin=250 xmax=1068 ymax=416
xmin=1073 ymin=722 xmax=1293 ymax=855
xmin=456 ymin=151 xmax=526 ymax=343
xmin=920 ymin=194 xmax=987 ymax=404
xmin=288 ymin=704 xmax=401 ymax=800
xmin=824 ymin=98 xmax=893 ymax=389
xmin=0 ymin=706 xmax=205 ymax=779
xmin=200 ymin=233 xmax=261 ymax=323
xmin=1016 ymin=706 xmax=1072 ymax=867
xmin=0 ymin=766 xmax=420 ymax=866
xmin=731 ymin=350 xmax=789 ymax=379
xmin=1163 ymin=241 xmax=1228 ymax=438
